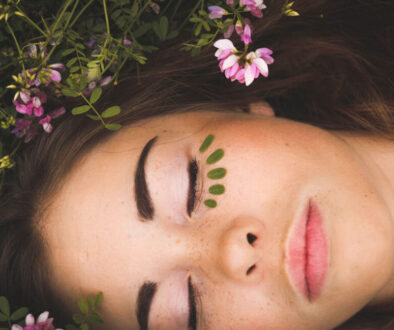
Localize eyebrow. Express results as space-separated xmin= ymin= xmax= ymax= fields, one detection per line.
xmin=135 ymin=136 xmax=158 ymax=221
xmin=136 ymin=281 xmax=157 ymax=330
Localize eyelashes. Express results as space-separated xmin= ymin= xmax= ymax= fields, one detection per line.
xmin=187 ymin=159 xmax=199 ymax=216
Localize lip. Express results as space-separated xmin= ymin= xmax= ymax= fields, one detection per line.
xmin=286 ymin=199 xmax=329 ymax=302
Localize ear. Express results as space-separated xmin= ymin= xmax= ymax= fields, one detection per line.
xmin=248 ymin=101 xmax=275 ymax=117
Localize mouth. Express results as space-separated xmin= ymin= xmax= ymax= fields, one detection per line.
xmin=286 ymin=199 xmax=329 ymax=302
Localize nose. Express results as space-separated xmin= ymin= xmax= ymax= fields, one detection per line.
xmin=218 ymin=216 xmax=265 ymax=283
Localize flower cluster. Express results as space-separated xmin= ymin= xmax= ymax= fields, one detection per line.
xmin=207 ymin=0 xmax=274 ymax=85
xmin=11 ymin=311 xmax=62 ymax=330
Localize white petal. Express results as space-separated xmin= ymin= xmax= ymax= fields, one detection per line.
xmin=213 ymin=39 xmax=235 ymax=50
xmin=222 ymin=55 xmax=238 ymax=71
xmin=253 ymin=58 xmax=269 ymax=77
xmin=25 ymin=314 xmax=35 ymax=326
xmin=215 ymin=49 xmax=222 ymax=57
xmin=245 ymin=65 xmax=255 ymax=86
xmin=11 ymin=325 xmax=24 ymax=330
xmin=37 ymin=311 xmax=50 ymax=323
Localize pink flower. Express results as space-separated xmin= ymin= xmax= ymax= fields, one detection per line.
xmin=241 ymin=0 xmax=266 ymax=18
xmin=13 ymin=88 xmax=47 ymax=117
xmin=123 ymin=38 xmax=132 ymax=45
xmin=11 ymin=118 xmax=31 ymax=138
xmin=240 ymin=23 xmax=252 ymax=45
xmin=226 ymin=0 xmax=234 ymax=4
xmin=42 ymin=63 xmax=65 ymax=85
xmin=214 ymin=39 xmax=274 ymax=86
xmin=208 ymin=6 xmax=227 ymax=19
xmin=11 ymin=311 xmax=63 ymax=330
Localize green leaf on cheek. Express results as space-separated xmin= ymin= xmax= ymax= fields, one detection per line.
xmin=207 ymin=168 xmax=226 ymax=179
xmin=204 ymin=199 xmax=217 ymax=208
xmin=209 ymin=184 xmax=225 ymax=195
xmin=206 ymin=149 xmax=224 ymax=164
xmin=199 ymin=134 xmax=214 ymax=152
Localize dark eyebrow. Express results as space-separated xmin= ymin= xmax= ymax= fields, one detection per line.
xmin=135 ymin=136 xmax=158 ymax=221
xmin=136 ymin=281 xmax=157 ymax=330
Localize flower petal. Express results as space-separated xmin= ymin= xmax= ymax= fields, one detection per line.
xmin=11 ymin=325 xmax=24 ymax=330
xmin=253 ymin=57 xmax=269 ymax=77
xmin=37 ymin=311 xmax=50 ymax=323
xmin=245 ymin=65 xmax=255 ymax=86
xmin=222 ymin=54 xmax=239 ymax=71
xmin=48 ymin=69 xmax=62 ymax=82
xmin=20 ymin=91 xmax=31 ymax=104
xmin=217 ymin=48 xmax=233 ymax=60
xmin=25 ymin=314 xmax=35 ymax=326
xmin=213 ymin=39 xmax=235 ymax=50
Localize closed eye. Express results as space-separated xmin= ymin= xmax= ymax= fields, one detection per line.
xmin=187 ymin=158 xmax=198 ymax=216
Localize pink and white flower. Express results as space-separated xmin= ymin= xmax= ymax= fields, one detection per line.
xmin=214 ymin=39 xmax=274 ymax=86
xmin=241 ymin=0 xmax=266 ymax=18
xmin=13 ymin=88 xmax=47 ymax=117
xmin=208 ymin=6 xmax=227 ymax=19
xmin=11 ymin=311 xmax=63 ymax=330
xmin=240 ymin=23 xmax=252 ymax=45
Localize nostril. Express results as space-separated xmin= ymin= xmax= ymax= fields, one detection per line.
xmin=246 ymin=264 xmax=256 ymax=275
xmin=247 ymin=233 xmax=257 ymax=245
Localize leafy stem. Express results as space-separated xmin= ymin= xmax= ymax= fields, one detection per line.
xmin=69 ymin=0 xmax=94 ymax=29
xmin=79 ymin=93 xmax=106 ymax=127
xmin=5 ymin=20 xmax=25 ymax=73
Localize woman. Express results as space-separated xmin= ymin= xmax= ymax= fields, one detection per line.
xmin=0 ymin=0 xmax=393 ymax=329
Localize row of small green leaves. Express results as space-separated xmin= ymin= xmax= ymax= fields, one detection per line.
xmin=0 ymin=293 xmax=103 ymax=330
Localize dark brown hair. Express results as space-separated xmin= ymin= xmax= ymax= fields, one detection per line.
xmin=0 ymin=0 xmax=393 ymax=328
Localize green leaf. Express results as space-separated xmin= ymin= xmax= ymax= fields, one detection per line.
xmin=89 ymin=87 xmax=102 ymax=104
xmin=194 ymin=23 xmax=202 ymax=36
xmin=166 ymin=30 xmax=179 ymax=40
xmin=70 ymin=66 xmax=80 ymax=73
xmin=65 ymin=324 xmax=78 ymax=330
xmin=66 ymin=57 xmax=77 ymax=68
xmin=87 ymin=311 xmax=103 ymax=324
xmin=72 ymin=313 xmax=84 ymax=324
xmin=71 ymin=105 xmax=90 ymax=115
xmin=0 ymin=297 xmax=10 ymax=316
xmin=189 ymin=17 xmax=202 ymax=23
xmin=101 ymin=105 xmax=120 ymax=118
xmin=75 ymin=43 xmax=85 ymax=50
xmin=62 ymin=89 xmax=79 ymax=97
xmin=86 ymin=114 xmax=100 ymax=121
xmin=0 ymin=313 xmax=8 ymax=321
xmin=207 ymin=168 xmax=227 ymax=179
xmin=134 ymin=23 xmax=151 ymax=38
xmin=87 ymin=295 xmax=94 ymax=308
xmin=209 ymin=184 xmax=225 ymax=195
xmin=10 ymin=307 xmax=28 ymax=321
xmin=111 ymin=8 xmax=122 ymax=20
xmin=204 ymin=199 xmax=217 ymax=208
xmin=105 ymin=123 xmax=122 ymax=131
xmin=80 ymin=323 xmax=89 ymax=330
xmin=206 ymin=149 xmax=224 ymax=164
xmin=0 ymin=327 xmax=10 ymax=330
xmin=159 ymin=16 xmax=168 ymax=38
xmin=78 ymin=298 xmax=89 ymax=315
xmin=95 ymin=292 xmax=103 ymax=307
xmin=201 ymin=20 xmax=211 ymax=31
xmin=130 ymin=0 xmax=139 ymax=17
xmin=79 ymin=76 xmax=89 ymax=90
xmin=62 ymin=48 xmax=75 ymax=56
xmin=199 ymin=134 xmax=214 ymax=152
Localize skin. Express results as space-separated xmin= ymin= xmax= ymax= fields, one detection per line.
xmin=44 ymin=108 xmax=394 ymax=330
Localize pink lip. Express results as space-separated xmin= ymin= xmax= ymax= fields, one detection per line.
xmin=286 ymin=200 xmax=328 ymax=302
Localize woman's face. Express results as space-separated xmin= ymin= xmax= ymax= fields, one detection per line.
xmin=45 ymin=111 xmax=394 ymax=330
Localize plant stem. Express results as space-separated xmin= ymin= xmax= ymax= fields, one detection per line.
xmin=102 ymin=0 xmax=111 ymax=37
xmin=79 ymin=93 xmax=106 ymax=127
xmin=5 ymin=20 xmax=25 ymax=73
xmin=15 ymin=6 xmax=47 ymax=36
xmin=178 ymin=0 xmax=203 ymax=32
xmin=69 ymin=0 xmax=94 ymax=28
